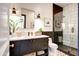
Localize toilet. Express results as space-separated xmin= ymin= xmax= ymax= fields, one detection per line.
xmin=48 ymin=38 xmax=58 ymax=56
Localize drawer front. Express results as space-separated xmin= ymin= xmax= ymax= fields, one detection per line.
xmin=32 ymin=38 xmax=48 ymax=51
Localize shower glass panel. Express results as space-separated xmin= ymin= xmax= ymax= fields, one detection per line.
xmin=0 ymin=4 xmax=9 ymax=56
xmin=63 ymin=3 xmax=78 ymax=56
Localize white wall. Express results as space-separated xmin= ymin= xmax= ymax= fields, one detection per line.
xmin=38 ymin=4 xmax=53 ymax=31
xmin=63 ymin=4 xmax=78 ymax=49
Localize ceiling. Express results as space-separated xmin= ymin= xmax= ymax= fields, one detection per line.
xmin=55 ymin=3 xmax=72 ymax=7
xmin=18 ymin=3 xmax=71 ymax=8
xmin=11 ymin=3 xmax=73 ymax=9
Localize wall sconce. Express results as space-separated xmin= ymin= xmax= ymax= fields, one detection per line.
xmin=37 ymin=14 xmax=40 ymax=18
xmin=34 ymin=14 xmax=44 ymax=32
xmin=12 ymin=7 xmax=16 ymax=14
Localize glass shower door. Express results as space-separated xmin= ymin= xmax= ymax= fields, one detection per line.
xmin=63 ymin=3 xmax=78 ymax=56
xmin=0 ymin=4 xmax=9 ymax=56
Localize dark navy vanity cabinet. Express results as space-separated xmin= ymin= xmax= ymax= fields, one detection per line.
xmin=9 ymin=37 xmax=49 ymax=56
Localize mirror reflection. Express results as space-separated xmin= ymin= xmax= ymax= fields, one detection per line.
xmin=9 ymin=8 xmax=35 ymax=35
xmin=21 ymin=8 xmax=35 ymax=29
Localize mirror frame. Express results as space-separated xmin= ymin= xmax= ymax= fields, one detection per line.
xmin=21 ymin=14 xmax=26 ymax=28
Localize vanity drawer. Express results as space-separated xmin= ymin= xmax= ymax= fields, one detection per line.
xmin=10 ymin=41 xmax=21 ymax=47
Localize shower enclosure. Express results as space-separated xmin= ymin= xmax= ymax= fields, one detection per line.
xmin=53 ymin=3 xmax=78 ymax=56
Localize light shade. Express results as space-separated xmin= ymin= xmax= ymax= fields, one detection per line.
xmin=34 ymin=18 xmax=44 ymax=32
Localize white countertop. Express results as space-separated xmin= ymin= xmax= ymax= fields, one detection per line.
xmin=10 ymin=35 xmax=49 ymax=41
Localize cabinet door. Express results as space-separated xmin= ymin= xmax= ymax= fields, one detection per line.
xmin=10 ymin=41 xmax=21 ymax=56
xmin=20 ymin=40 xmax=33 ymax=55
xmin=32 ymin=38 xmax=48 ymax=51
xmin=10 ymin=40 xmax=33 ymax=56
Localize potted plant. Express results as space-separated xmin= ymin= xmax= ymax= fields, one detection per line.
xmin=9 ymin=19 xmax=22 ymax=35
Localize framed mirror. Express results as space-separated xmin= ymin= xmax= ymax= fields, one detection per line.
xmin=21 ymin=8 xmax=35 ymax=29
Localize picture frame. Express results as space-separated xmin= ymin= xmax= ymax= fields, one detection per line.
xmin=44 ymin=18 xmax=51 ymax=27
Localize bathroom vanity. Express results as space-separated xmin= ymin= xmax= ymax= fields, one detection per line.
xmin=9 ymin=35 xmax=49 ymax=56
